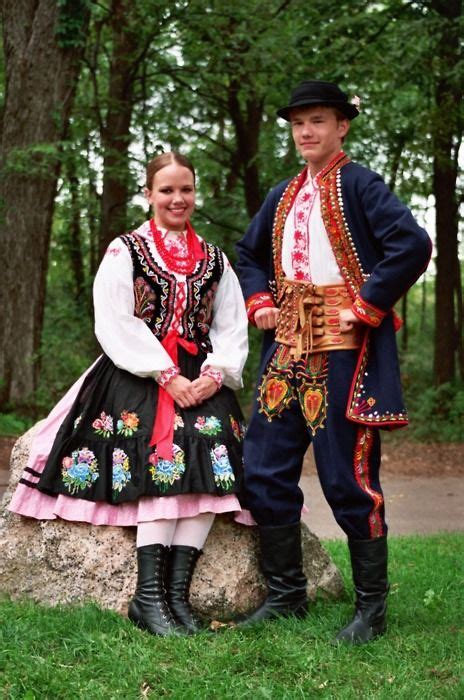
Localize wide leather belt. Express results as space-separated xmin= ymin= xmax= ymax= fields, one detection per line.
xmin=275 ymin=279 xmax=363 ymax=358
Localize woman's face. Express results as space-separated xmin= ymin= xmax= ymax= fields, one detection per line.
xmin=145 ymin=162 xmax=196 ymax=231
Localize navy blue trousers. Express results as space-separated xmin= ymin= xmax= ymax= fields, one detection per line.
xmin=243 ymin=349 xmax=387 ymax=540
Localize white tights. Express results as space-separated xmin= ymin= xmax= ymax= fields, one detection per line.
xmin=136 ymin=512 xmax=215 ymax=550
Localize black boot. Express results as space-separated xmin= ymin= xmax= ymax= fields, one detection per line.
xmin=235 ymin=522 xmax=308 ymax=625
xmin=128 ymin=544 xmax=181 ymax=636
xmin=335 ymin=536 xmax=389 ymax=644
xmin=166 ymin=545 xmax=203 ymax=633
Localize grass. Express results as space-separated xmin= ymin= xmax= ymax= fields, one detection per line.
xmin=1 ymin=534 xmax=463 ymax=699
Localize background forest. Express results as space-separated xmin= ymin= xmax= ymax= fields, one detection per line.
xmin=0 ymin=0 xmax=462 ymax=440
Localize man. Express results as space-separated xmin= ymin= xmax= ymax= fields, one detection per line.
xmin=236 ymin=79 xmax=432 ymax=643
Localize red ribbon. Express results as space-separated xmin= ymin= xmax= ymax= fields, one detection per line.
xmin=150 ymin=330 xmax=198 ymax=460
xmin=186 ymin=221 xmax=205 ymax=262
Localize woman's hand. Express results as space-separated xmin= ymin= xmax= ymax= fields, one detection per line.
xmin=165 ymin=375 xmax=200 ymax=408
xmin=191 ymin=376 xmax=218 ymax=403
xmin=339 ymin=308 xmax=360 ymax=333
xmin=254 ymin=307 xmax=279 ymax=329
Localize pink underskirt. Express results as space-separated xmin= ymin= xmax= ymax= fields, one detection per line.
xmin=7 ymin=356 xmax=255 ymax=527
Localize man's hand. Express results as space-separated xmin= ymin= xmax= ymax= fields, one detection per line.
xmin=339 ymin=308 xmax=360 ymax=333
xmin=191 ymin=376 xmax=218 ymax=403
xmin=254 ymin=307 xmax=279 ymax=330
xmin=165 ymin=375 xmax=200 ymax=408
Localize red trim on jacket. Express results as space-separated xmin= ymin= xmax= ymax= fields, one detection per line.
xmin=245 ymin=292 xmax=276 ymax=325
xmin=352 ymin=294 xmax=387 ymax=328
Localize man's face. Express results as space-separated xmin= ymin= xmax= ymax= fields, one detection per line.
xmin=290 ymin=106 xmax=350 ymax=173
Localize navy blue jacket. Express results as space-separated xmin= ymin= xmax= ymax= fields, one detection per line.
xmin=236 ymin=157 xmax=432 ymax=429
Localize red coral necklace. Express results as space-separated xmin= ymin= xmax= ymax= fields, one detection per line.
xmin=150 ymin=219 xmax=196 ymax=275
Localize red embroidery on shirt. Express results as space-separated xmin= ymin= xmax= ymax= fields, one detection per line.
xmin=106 ymin=247 xmax=121 ymax=256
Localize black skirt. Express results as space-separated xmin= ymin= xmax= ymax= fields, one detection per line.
xmin=37 ymin=349 xmax=246 ymax=504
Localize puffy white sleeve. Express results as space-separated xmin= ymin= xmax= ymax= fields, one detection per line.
xmin=201 ymin=254 xmax=249 ymax=390
xmin=93 ymin=238 xmax=175 ymax=377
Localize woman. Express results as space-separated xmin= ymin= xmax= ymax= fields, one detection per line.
xmin=8 ymin=151 xmax=249 ymax=636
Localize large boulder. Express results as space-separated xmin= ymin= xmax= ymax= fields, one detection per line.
xmin=0 ymin=428 xmax=344 ymax=619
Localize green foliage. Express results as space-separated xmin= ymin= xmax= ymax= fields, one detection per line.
xmin=35 ymin=202 xmax=98 ymax=413
xmin=1 ymin=534 xmax=463 ymax=698
xmin=0 ymin=413 xmax=33 ymax=437
xmin=2 ymin=144 xmax=61 ymax=179
xmin=56 ymin=0 xmax=92 ymax=49
xmin=2 ymin=0 xmax=462 ymax=426
xmin=406 ymin=382 xmax=464 ymax=442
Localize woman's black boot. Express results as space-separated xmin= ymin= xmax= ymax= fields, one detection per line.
xmin=235 ymin=522 xmax=308 ymax=625
xmin=335 ymin=536 xmax=389 ymax=644
xmin=128 ymin=544 xmax=181 ymax=636
xmin=166 ymin=545 xmax=203 ymax=633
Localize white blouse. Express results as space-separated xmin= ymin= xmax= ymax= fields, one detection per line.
xmin=282 ymin=168 xmax=344 ymax=285
xmin=93 ymin=221 xmax=249 ymax=390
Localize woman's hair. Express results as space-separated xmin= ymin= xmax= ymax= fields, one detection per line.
xmin=145 ymin=151 xmax=196 ymax=189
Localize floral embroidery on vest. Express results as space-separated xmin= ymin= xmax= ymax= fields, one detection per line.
xmin=121 ymin=234 xmax=223 ymax=352
xmin=134 ymin=277 xmax=156 ymax=322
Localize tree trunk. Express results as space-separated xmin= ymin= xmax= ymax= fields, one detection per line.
xmin=227 ymin=81 xmax=263 ymax=219
xmin=66 ymin=156 xmax=86 ymax=302
xmin=431 ymin=0 xmax=462 ymax=385
xmin=0 ymin=0 xmax=89 ymax=409
xmin=97 ymin=0 xmax=140 ymax=260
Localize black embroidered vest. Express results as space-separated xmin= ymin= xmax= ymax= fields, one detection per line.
xmin=121 ymin=233 xmax=224 ymax=354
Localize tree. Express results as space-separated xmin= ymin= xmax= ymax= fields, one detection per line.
xmin=0 ymin=0 xmax=90 ymax=409
xmin=430 ymin=0 xmax=463 ymax=384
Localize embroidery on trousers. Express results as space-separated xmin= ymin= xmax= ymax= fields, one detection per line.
xmin=258 ymin=345 xmax=295 ymax=421
xmin=295 ymin=352 xmax=329 ymax=435
xmin=353 ymin=427 xmax=384 ymax=538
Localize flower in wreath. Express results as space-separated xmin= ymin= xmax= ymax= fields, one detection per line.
xmin=117 ymin=410 xmax=139 ymax=437
xmin=194 ymin=415 xmax=222 ymax=436
xmin=148 ymin=444 xmax=186 ymax=492
xmin=61 ymin=447 xmax=99 ymax=495
xmin=112 ymin=448 xmax=131 ymax=493
xmin=174 ymin=413 xmax=184 ymax=430
xmin=92 ymin=411 xmax=114 ymax=438
xmin=210 ymin=443 xmax=235 ymax=490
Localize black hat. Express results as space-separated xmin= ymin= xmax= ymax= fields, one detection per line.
xmin=277 ymin=80 xmax=359 ymax=121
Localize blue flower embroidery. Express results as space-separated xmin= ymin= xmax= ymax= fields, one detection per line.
xmin=210 ymin=444 xmax=235 ymax=491
xmin=62 ymin=447 xmax=99 ymax=495
xmin=194 ymin=415 xmax=222 ymax=436
xmin=112 ymin=448 xmax=131 ymax=493
xmin=148 ymin=444 xmax=186 ymax=492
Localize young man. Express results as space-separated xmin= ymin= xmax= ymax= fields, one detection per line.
xmin=236 ymin=80 xmax=432 ymax=643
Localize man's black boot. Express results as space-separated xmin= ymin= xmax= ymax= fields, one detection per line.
xmin=166 ymin=545 xmax=204 ymax=633
xmin=128 ymin=544 xmax=182 ymax=636
xmin=235 ymin=522 xmax=308 ymax=625
xmin=335 ymin=535 xmax=389 ymax=644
